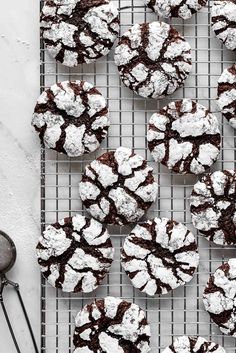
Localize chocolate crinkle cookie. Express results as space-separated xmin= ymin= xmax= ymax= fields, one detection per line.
xmin=41 ymin=0 xmax=119 ymax=67
xmin=203 ymin=258 xmax=236 ymax=337
xmin=211 ymin=0 xmax=236 ymax=51
xmin=190 ymin=170 xmax=236 ymax=246
xmin=36 ymin=214 xmax=114 ymax=293
xmin=217 ymin=64 xmax=236 ymax=129
xmin=79 ymin=147 xmax=158 ymax=225
xmin=121 ymin=218 xmax=199 ymax=296
xmin=73 ymin=296 xmax=151 ymax=353
xmin=162 ymin=336 xmax=226 ymax=353
xmin=147 ymin=99 xmax=221 ymax=174
xmin=114 ymin=22 xmax=192 ymax=99
xmin=32 ymin=80 xmax=109 ymax=157
xmin=145 ymin=0 xmax=207 ymax=20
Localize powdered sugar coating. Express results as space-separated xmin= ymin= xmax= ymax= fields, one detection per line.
xmin=203 ymin=259 xmax=236 ymax=336
xmin=79 ymin=147 xmax=158 ymax=225
xmin=36 ymin=214 xmax=114 ymax=293
xmin=211 ymin=0 xmax=236 ymax=50
xmin=147 ymin=99 xmax=221 ymax=174
xmin=73 ymin=297 xmax=151 ymax=353
xmin=32 ymin=81 xmax=109 ymax=157
xmin=121 ymin=218 xmax=199 ymax=296
xmin=114 ymin=22 xmax=192 ymax=99
xmin=162 ymin=336 xmax=226 ymax=353
xmin=190 ymin=170 xmax=236 ymax=245
xmin=145 ymin=0 xmax=207 ymax=19
xmin=217 ymin=64 xmax=236 ymax=129
xmin=41 ymin=0 xmax=119 ymax=66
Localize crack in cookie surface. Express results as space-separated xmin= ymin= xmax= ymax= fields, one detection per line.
xmin=73 ymin=297 xmax=151 ymax=353
xmin=36 ymin=214 xmax=114 ymax=293
xmin=162 ymin=336 xmax=226 ymax=353
xmin=32 ymin=80 xmax=109 ymax=157
xmin=145 ymin=0 xmax=207 ymax=19
xmin=203 ymin=259 xmax=236 ymax=337
xmin=217 ymin=64 xmax=236 ymax=129
xmin=190 ymin=170 xmax=236 ymax=245
xmin=79 ymin=147 xmax=158 ymax=225
xmin=211 ymin=0 xmax=236 ymax=51
xmin=121 ymin=218 xmax=199 ymax=296
xmin=41 ymin=0 xmax=120 ymax=66
xmin=147 ymin=99 xmax=221 ymax=174
xmin=114 ymin=22 xmax=192 ymax=99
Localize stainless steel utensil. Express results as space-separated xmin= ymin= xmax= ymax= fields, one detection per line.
xmin=0 ymin=230 xmax=39 ymax=353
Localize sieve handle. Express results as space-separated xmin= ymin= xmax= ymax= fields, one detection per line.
xmin=0 ymin=276 xmax=21 ymax=353
xmin=0 ymin=276 xmax=39 ymax=353
xmin=14 ymin=285 xmax=39 ymax=353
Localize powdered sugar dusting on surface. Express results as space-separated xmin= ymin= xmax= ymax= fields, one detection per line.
xmin=73 ymin=297 xmax=151 ymax=352
xmin=145 ymin=22 xmax=169 ymax=61
xmin=41 ymin=0 xmax=119 ymax=66
xmin=121 ymin=218 xmax=199 ymax=296
xmin=83 ymin=4 xmax=119 ymax=41
xmin=90 ymin=160 xmax=119 ymax=188
xmin=79 ymin=147 xmax=158 ymax=225
xmin=32 ymin=80 xmax=109 ymax=157
xmin=37 ymin=225 xmax=72 ymax=261
xmin=211 ymin=0 xmax=236 ymax=50
xmin=203 ymin=259 xmax=236 ymax=337
xmin=162 ymin=336 xmax=226 ymax=353
xmin=148 ymin=99 xmax=221 ymax=174
xmin=190 ymin=170 xmax=236 ymax=245
xmin=114 ymin=21 xmax=192 ymax=99
xmin=36 ymin=214 xmax=114 ymax=293
xmin=145 ymin=0 xmax=206 ymax=19
xmin=217 ymin=65 xmax=236 ymax=129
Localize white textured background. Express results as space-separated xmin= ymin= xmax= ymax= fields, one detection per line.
xmin=0 ymin=1 xmax=41 ymax=352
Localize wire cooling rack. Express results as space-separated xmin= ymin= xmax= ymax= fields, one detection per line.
xmin=40 ymin=0 xmax=236 ymax=352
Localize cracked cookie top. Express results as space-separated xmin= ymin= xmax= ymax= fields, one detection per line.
xmin=145 ymin=0 xmax=207 ymax=19
xmin=79 ymin=147 xmax=158 ymax=225
xmin=114 ymin=22 xmax=192 ymax=99
xmin=121 ymin=217 xmax=199 ymax=296
xmin=32 ymin=80 xmax=109 ymax=157
xmin=203 ymin=258 xmax=236 ymax=337
xmin=73 ymin=296 xmax=151 ymax=353
xmin=41 ymin=0 xmax=120 ymax=66
xmin=147 ymin=99 xmax=221 ymax=174
xmin=211 ymin=0 xmax=236 ymax=51
xmin=162 ymin=336 xmax=226 ymax=353
xmin=190 ymin=170 xmax=236 ymax=246
xmin=36 ymin=214 xmax=114 ymax=293
xmin=217 ymin=64 xmax=236 ymax=129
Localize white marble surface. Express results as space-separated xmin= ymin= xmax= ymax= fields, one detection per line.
xmin=0 ymin=1 xmax=41 ymax=352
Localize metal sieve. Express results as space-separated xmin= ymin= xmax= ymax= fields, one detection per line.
xmin=0 ymin=230 xmax=39 ymax=353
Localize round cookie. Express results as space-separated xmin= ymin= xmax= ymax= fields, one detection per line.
xmin=147 ymin=99 xmax=221 ymax=175
xmin=36 ymin=214 xmax=114 ymax=293
xmin=211 ymin=0 xmax=236 ymax=51
xmin=79 ymin=146 xmax=158 ymax=225
xmin=32 ymin=80 xmax=109 ymax=157
xmin=114 ymin=22 xmax=192 ymax=99
xmin=41 ymin=0 xmax=119 ymax=67
xmin=121 ymin=218 xmax=199 ymax=296
xmin=145 ymin=0 xmax=207 ymax=20
xmin=162 ymin=336 xmax=226 ymax=353
xmin=190 ymin=170 xmax=236 ymax=246
xmin=217 ymin=64 xmax=236 ymax=129
xmin=73 ymin=296 xmax=151 ymax=353
xmin=203 ymin=258 xmax=236 ymax=337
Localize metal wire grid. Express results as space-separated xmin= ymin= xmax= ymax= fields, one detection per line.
xmin=40 ymin=0 xmax=236 ymax=352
